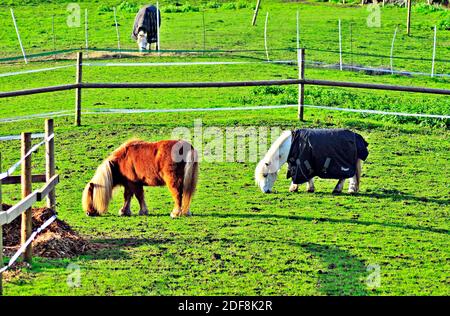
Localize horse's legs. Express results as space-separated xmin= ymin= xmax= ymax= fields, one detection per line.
xmin=333 ymin=179 xmax=346 ymax=194
xmin=165 ymin=178 xmax=183 ymax=218
xmin=348 ymin=159 xmax=362 ymax=194
xmin=348 ymin=176 xmax=358 ymax=194
xmin=307 ymin=178 xmax=315 ymax=193
xmin=289 ymin=178 xmax=314 ymax=193
xmin=134 ymin=185 xmax=149 ymax=216
xmin=119 ymin=184 xmax=133 ymax=216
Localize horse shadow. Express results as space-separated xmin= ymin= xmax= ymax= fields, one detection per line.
xmin=302 ymin=243 xmax=371 ymax=296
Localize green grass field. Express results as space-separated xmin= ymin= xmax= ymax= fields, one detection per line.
xmin=0 ymin=0 xmax=449 ymax=296
xmin=1 ymin=0 xmax=450 ymax=73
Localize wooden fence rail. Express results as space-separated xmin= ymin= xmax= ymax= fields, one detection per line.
xmin=0 ymin=119 xmax=59 ymax=295
xmin=0 ymin=78 xmax=448 ymax=98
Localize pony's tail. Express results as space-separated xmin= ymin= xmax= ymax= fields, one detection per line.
xmin=82 ymin=159 xmax=114 ymax=215
xmin=181 ymin=149 xmax=198 ymax=214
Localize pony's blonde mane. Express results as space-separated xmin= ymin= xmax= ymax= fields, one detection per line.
xmin=265 ymin=130 xmax=292 ymax=161
xmin=255 ymin=130 xmax=291 ymax=184
xmin=82 ymin=159 xmax=113 ymax=214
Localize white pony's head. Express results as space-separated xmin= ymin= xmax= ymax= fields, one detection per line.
xmin=254 ymin=131 xmax=292 ymax=194
xmin=255 ymin=159 xmax=280 ymax=193
xmin=137 ymin=30 xmax=148 ymax=52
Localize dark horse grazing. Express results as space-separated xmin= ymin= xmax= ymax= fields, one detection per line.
xmin=131 ymin=4 xmax=161 ymax=51
xmin=82 ymin=139 xmax=198 ymax=218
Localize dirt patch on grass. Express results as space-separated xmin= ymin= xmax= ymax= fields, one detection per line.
xmin=2 ymin=204 xmax=91 ymax=259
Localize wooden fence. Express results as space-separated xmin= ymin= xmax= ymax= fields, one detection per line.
xmin=0 ymin=50 xmax=449 ymax=124
xmin=0 ymin=119 xmax=59 ymax=295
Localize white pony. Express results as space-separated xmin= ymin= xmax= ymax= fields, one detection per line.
xmin=255 ymin=131 xmax=362 ymax=194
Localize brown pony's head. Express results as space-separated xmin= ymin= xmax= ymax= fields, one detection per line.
xmin=82 ymin=160 xmax=113 ymax=216
xmin=82 ymin=182 xmax=98 ymax=216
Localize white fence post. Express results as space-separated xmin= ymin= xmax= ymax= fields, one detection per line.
xmin=339 ymin=19 xmax=343 ymax=71
xmin=390 ymin=25 xmax=398 ymax=75
xmin=156 ymin=1 xmax=160 ymax=52
xmin=45 ymin=119 xmax=56 ymax=210
xmin=298 ymin=48 xmax=305 ymax=121
xmin=264 ymin=12 xmax=269 ymax=62
xmin=52 ymin=15 xmax=56 ymax=61
xmin=85 ymin=9 xmax=89 ymax=59
xmin=10 ymin=8 xmax=28 ymax=64
xmin=202 ymin=10 xmax=206 ymax=54
xmin=296 ymin=10 xmax=300 ymax=50
xmin=431 ymin=25 xmax=437 ymax=78
xmin=0 ymin=153 xmax=3 ymax=296
xmin=113 ymin=7 xmax=121 ymax=58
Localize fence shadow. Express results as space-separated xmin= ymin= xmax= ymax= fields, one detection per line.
xmin=357 ymin=191 xmax=449 ymax=205
xmin=194 ymin=212 xmax=448 ymax=235
xmin=307 ymin=190 xmax=449 ymax=206
xmin=302 ymin=243 xmax=370 ymax=296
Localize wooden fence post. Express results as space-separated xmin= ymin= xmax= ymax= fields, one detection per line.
xmin=75 ymin=52 xmax=83 ymax=126
xmin=298 ymin=48 xmax=305 ymax=121
xmin=0 ymin=153 xmax=3 ymax=296
xmin=45 ymin=119 xmax=56 ymax=210
xmin=406 ymin=0 xmax=411 ymax=36
xmin=21 ymin=132 xmax=32 ymax=264
xmin=252 ymin=0 xmax=261 ymax=26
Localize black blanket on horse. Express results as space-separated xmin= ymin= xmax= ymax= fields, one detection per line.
xmin=131 ymin=5 xmax=161 ymax=43
xmin=287 ymin=129 xmax=369 ymax=184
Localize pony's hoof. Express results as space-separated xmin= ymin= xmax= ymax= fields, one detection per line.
xmin=139 ymin=209 xmax=149 ymax=216
xmin=289 ymin=184 xmax=299 ymax=193
xmin=348 ymin=188 xmax=358 ymax=195
xmin=332 ymin=190 xmax=342 ymax=195
xmin=306 ymin=188 xmax=315 ymax=193
xmin=170 ymin=209 xmax=182 ymax=219
xmin=119 ymin=209 xmax=132 ymax=217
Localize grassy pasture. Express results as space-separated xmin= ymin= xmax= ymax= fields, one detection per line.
xmin=0 ymin=0 xmax=449 ymax=74
xmin=0 ymin=0 xmax=449 ymax=296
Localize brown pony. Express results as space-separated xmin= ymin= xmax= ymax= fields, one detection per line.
xmin=82 ymin=139 xmax=198 ymax=218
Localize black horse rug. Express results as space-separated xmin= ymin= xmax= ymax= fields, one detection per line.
xmin=287 ymin=129 xmax=369 ymax=184
xmin=131 ymin=5 xmax=161 ymax=44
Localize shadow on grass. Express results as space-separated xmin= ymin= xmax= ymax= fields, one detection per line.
xmin=354 ymin=191 xmax=448 ymax=206
xmin=276 ymin=190 xmax=449 ymax=206
xmin=83 ymin=237 xmax=171 ymax=260
xmin=195 ymin=213 xmax=448 ymax=235
xmin=303 ymin=243 xmax=371 ymax=296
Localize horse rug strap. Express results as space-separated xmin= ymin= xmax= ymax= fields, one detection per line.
xmin=131 ymin=5 xmax=161 ymax=43
xmin=287 ymin=129 xmax=369 ymax=184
